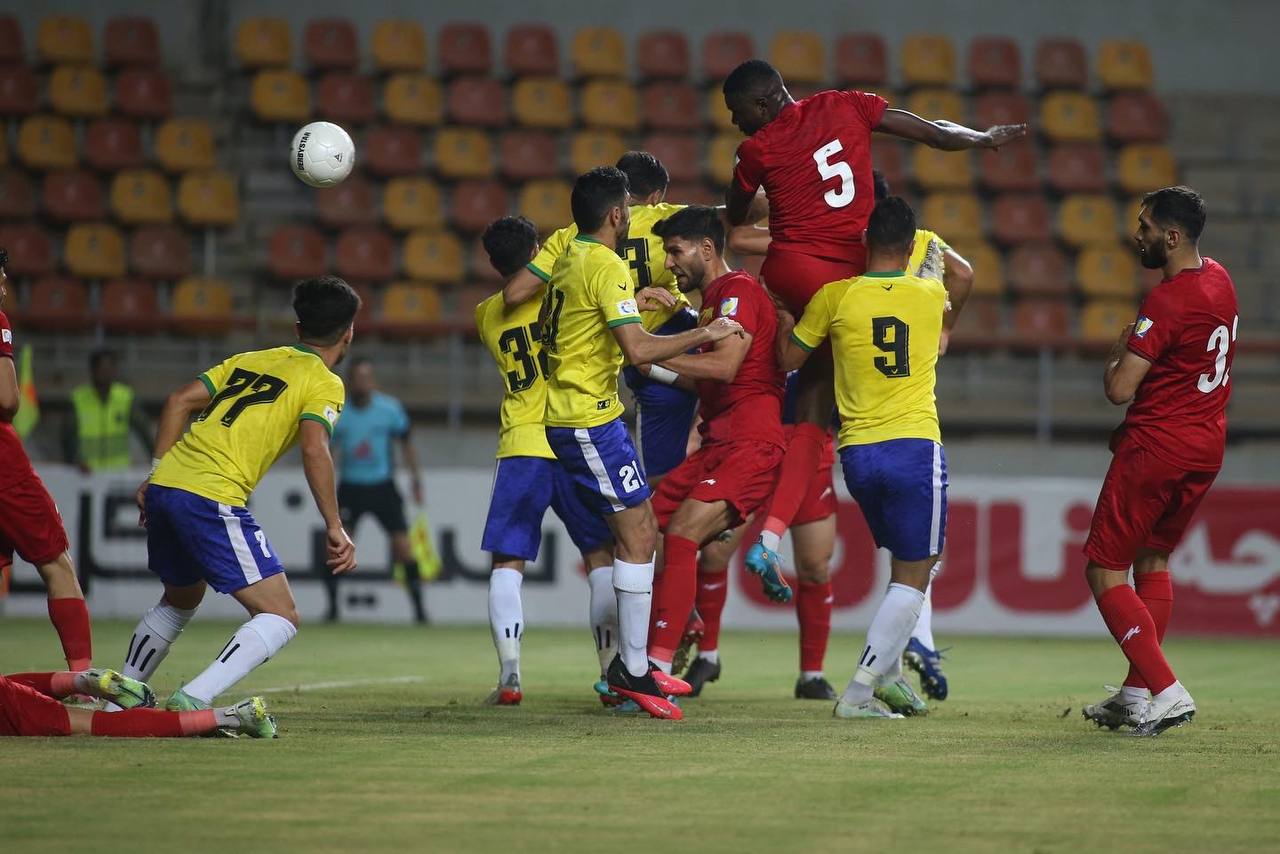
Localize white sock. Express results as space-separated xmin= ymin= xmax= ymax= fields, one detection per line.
xmin=587 ymin=566 xmax=617 ymax=676
xmin=613 ymin=556 xmax=655 ymax=678
xmin=841 ymin=583 xmax=926 ymax=704
xmin=488 ymin=567 xmax=523 ymax=682
xmin=801 ymin=670 xmax=824 ymax=681
xmin=760 ymin=531 xmax=782 ymax=553
xmin=910 ymin=584 xmax=936 ymax=650
xmin=123 ymin=601 xmax=197 ymax=682
xmin=1119 ymin=685 xmax=1151 ymax=703
xmin=1153 ymin=680 xmax=1189 ymax=704
xmin=182 ymin=613 xmax=297 ymax=704
xmin=697 ymin=649 xmax=719 ymax=664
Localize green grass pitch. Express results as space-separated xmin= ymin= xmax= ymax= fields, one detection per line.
xmin=1 ymin=618 xmax=1277 ymax=852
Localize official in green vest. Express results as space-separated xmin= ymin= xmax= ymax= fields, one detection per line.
xmin=64 ymin=348 xmax=152 ymax=474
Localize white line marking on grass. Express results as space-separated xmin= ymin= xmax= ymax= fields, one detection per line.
xmin=256 ymin=675 xmax=424 ymax=694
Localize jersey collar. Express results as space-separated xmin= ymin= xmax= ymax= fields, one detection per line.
xmin=573 ymin=235 xmax=604 ymax=246
xmin=292 ymin=343 xmax=321 ymax=358
xmin=862 ymin=270 xmax=905 ymax=278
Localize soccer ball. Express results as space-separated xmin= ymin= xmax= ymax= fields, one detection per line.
xmin=290 ymin=122 xmax=355 ymax=188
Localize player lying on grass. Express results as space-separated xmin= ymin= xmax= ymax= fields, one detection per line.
xmin=0 ymin=668 xmax=275 ymax=738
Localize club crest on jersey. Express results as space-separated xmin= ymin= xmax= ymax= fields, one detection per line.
xmin=1134 ymin=316 xmax=1154 ymax=338
xmin=616 ymin=298 xmax=638 ymax=316
xmin=719 ymin=297 xmax=739 ymax=317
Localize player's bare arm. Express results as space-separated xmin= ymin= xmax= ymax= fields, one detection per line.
xmin=1104 ymin=323 xmax=1154 ymax=404
xmin=399 ymin=433 xmax=424 ymax=505
xmin=724 ymin=181 xmax=756 ymax=226
xmin=300 ymin=418 xmax=356 ymax=575
xmin=0 ymin=351 xmax=17 ymax=421
xmin=727 ymin=223 xmax=772 ymax=257
xmin=656 ymin=329 xmax=754 ymax=384
xmin=636 ymin=286 xmax=677 ymax=311
xmin=940 ymin=247 xmax=975 ymax=355
xmin=877 ymin=108 xmax=1027 ymax=151
xmin=136 ymin=378 xmax=213 ymax=521
xmin=611 ymin=316 xmax=743 ymax=366
xmin=775 ymin=314 xmax=814 ymax=373
xmin=501 ymin=266 xmax=545 ymax=308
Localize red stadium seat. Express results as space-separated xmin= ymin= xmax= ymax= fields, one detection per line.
xmin=235 ymin=17 xmax=291 ymax=68
xmin=505 ymin=24 xmax=558 ymax=77
xmin=968 ymin=36 xmax=1021 ymax=89
xmin=446 ymin=77 xmax=509 ymax=127
xmin=37 ymin=15 xmax=93 ymax=65
xmin=402 ymin=232 xmax=464 ymax=283
xmin=22 ymin=275 xmax=91 ymax=331
xmin=1034 ymin=39 xmax=1088 ymax=90
xmin=439 ymin=23 xmax=492 ymax=76
xmin=317 ymin=73 xmax=377 ymax=125
xmin=666 ymin=182 xmax=718 ymax=207
xmin=0 ymin=66 xmax=40 ymax=116
xmin=42 ymin=170 xmax=105 ymax=222
xmin=0 ymin=223 xmax=54 ymax=275
xmin=991 ymin=194 xmax=1052 ymax=244
xmin=0 ymin=169 xmax=35 ymax=220
xmin=835 ymin=33 xmax=887 ymax=87
xmin=383 ymin=176 xmax=444 ymax=231
xmin=978 ymin=144 xmax=1038 ymax=192
xmin=335 ymin=227 xmax=396 ymax=281
xmin=65 ymin=222 xmax=126 ymax=278
xmin=50 ymin=65 xmax=109 ymax=118
xmin=498 ymin=131 xmax=559 ymax=181
xmin=371 ymin=20 xmax=426 ymax=72
xmin=105 ymin=16 xmax=161 ymax=67
xmin=641 ymin=82 xmax=700 ymax=131
xmin=450 ymin=179 xmax=510 ymax=233
xmin=0 ymin=16 xmax=22 ymax=64
xmin=1047 ymin=144 xmax=1108 ymax=194
xmin=1106 ymin=91 xmax=1169 ymax=143
xmin=871 ymin=137 xmax=905 ymax=190
xmin=304 ymin=18 xmax=359 ymax=70
xmin=155 ymin=118 xmax=216 ymax=173
xmin=84 ymin=118 xmax=144 ymax=171
xmin=642 ymin=134 xmax=700 ymax=183
xmin=571 ymin=27 xmax=627 ymax=78
xmin=1012 ymin=298 xmax=1071 ymax=341
xmin=315 ymin=174 xmax=378 ymax=228
xmin=637 ymin=31 xmax=690 ymax=80
xmin=114 ymin=67 xmax=172 ymax=120
xmin=363 ymin=126 xmax=423 ymax=177
xmin=269 ymin=225 xmax=327 ymax=280
xmin=101 ymin=278 xmax=161 ymax=333
xmin=974 ymin=91 xmax=1030 ymax=128
xmin=17 ymin=115 xmax=76 ymax=170
xmin=129 ymin=225 xmax=191 ymax=279
xmin=1006 ymin=243 xmax=1070 ymax=295
xmin=950 ymin=297 xmax=1003 ymax=342
xmin=383 ymin=74 xmax=442 ymax=126
xmin=702 ymin=32 xmax=754 ymax=81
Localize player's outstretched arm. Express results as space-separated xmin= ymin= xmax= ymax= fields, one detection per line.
xmin=775 ymin=309 xmax=820 ymax=372
xmin=877 ymin=109 xmax=1027 ymax=151
xmin=137 ymin=378 xmax=212 ymax=523
xmin=612 ymin=317 xmax=744 ymax=366
xmin=1103 ymin=323 xmax=1154 ymax=405
xmin=299 ymin=419 xmax=357 ymax=575
xmin=655 ymin=328 xmax=754 ymax=384
xmin=0 ymin=352 xmax=17 ymax=421
xmin=940 ymin=247 xmax=975 ymax=355
xmin=502 ymin=267 xmax=545 ymax=308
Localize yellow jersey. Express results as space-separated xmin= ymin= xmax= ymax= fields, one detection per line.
xmin=526 ymin=203 xmax=690 ymax=332
xmin=474 ymin=290 xmax=555 ymax=460
xmin=908 ymin=229 xmax=949 ymax=283
xmin=791 ymin=270 xmax=947 ymax=448
xmin=152 ymin=345 xmax=345 ymax=506
xmin=541 ymin=236 xmax=642 ymax=428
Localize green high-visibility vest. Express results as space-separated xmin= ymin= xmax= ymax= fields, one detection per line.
xmin=71 ymin=383 xmax=134 ymax=471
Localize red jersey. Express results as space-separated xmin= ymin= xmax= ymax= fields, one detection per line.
xmin=0 ymin=310 xmax=33 ymax=479
xmin=733 ymin=89 xmax=889 ymax=262
xmin=1122 ymin=258 xmax=1238 ymax=471
xmin=694 ymin=271 xmax=785 ymax=447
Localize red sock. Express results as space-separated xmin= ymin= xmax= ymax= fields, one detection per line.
xmin=6 ymin=671 xmax=62 ymax=698
xmin=695 ymin=569 xmax=728 ymax=652
xmin=47 ymin=598 xmax=93 ymax=672
xmin=1096 ymin=585 xmax=1176 ymax=695
xmin=90 ymin=707 xmax=218 ymax=737
xmin=1124 ymin=571 xmax=1174 ymax=689
xmin=796 ymin=581 xmax=833 ymax=673
xmin=762 ymin=423 xmax=826 ymax=537
xmin=649 ymin=535 xmax=698 ymax=665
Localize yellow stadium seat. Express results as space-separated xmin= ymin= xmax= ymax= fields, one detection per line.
xmin=372 ymin=20 xmax=427 ymax=71
xmin=433 ymin=127 xmax=493 ymax=179
xmin=17 ymin=115 xmax=76 ymax=170
xmin=706 ymin=132 xmax=742 ymax=182
xmin=1058 ymin=194 xmax=1119 ymax=247
xmin=569 ymin=130 xmax=627 ymax=175
xmin=902 ymin=34 xmax=956 ymax=87
xmin=912 ymin=148 xmax=974 ymax=190
xmin=905 ymin=89 xmax=966 ymax=122
xmin=1122 ymin=195 xmax=1146 ymax=234
xmin=1097 ymin=40 xmax=1153 ymax=91
xmin=770 ymin=31 xmax=825 ymax=84
xmin=1116 ymin=144 xmax=1177 ymax=195
xmin=171 ymin=277 xmax=237 ymax=334
xmin=110 ymin=169 xmax=173 ymax=224
xmin=65 ymin=223 xmax=126 ymax=278
xmin=511 ymin=78 xmax=573 ymax=130
xmin=572 ymin=27 xmax=627 ymax=78
xmin=177 ymin=171 xmax=239 ymax=226
xmin=251 ymin=69 xmax=311 ymax=123
xmin=580 ymin=79 xmax=639 ymax=131
xmin=1040 ymin=91 xmax=1101 ymax=142
xmin=383 ymin=74 xmax=442 ymax=126
xmin=1081 ymin=299 xmax=1137 ymax=343
xmin=519 ymin=179 xmax=573 ymax=233
xmin=921 ymin=193 xmax=984 ymax=242
xmin=49 ymin=65 xmax=109 ymax=118
xmin=236 ymin=17 xmax=291 ymax=68
xmin=707 ymin=89 xmax=733 ymax=131
xmin=1076 ymin=244 xmax=1138 ymax=298
xmin=380 ymin=283 xmax=443 ymax=335
xmin=945 ymin=240 xmax=1004 ymax=297
xmin=383 ymin=177 xmax=444 ymax=231
xmin=38 ymin=15 xmax=93 ymax=65
xmin=155 ymin=119 xmax=215 ymax=173
xmin=402 ymin=232 xmax=464 ymax=283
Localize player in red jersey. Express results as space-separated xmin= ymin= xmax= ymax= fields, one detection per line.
xmin=1081 ymin=186 xmax=1237 ymax=736
xmin=719 ymin=59 xmax=1025 ymax=597
xmin=0 ymin=247 xmax=94 ymax=674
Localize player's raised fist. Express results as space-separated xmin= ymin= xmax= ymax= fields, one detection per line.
xmin=981 ymin=124 xmax=1028 ymax=149
xmin=705 ymin=316 xmax=745 ymax=341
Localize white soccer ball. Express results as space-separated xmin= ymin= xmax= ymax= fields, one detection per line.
xmin=290 ymin=121 xmax=355 ymax=188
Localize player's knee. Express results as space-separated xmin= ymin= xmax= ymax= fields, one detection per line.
xmin=797 ymin=560 xmax=830 ymax=585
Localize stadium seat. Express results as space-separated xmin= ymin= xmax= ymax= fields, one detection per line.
xmin=0 ymin=169 xmax=35 ymax=220
xmin=383 ymin=177 xmax=445 ymax=231
xmin=518 ymin=178 xmax=572 ymax=233
xmin=439 ymin=23 xmax=492 ymax=76
xmin=572 ymin=26 xmax=626 ymax=78
xmin=372 ymin=20 xmax=426 ymax=72
xmin=499 ymin=131 xmax=560 ymax=181
xmin=946 ymin=240 xmax=1004 ymax=296
xmin=1098 ymin=40 xmax=1153 ymax=91
xmin=65 ymin=222 xmax=126 ymax=278
xmin=110 ymin=168 xmax=172 ymax=224
xmin=383 ymin=74 xmax=442 ymax=126
xmin=990 ymin=193 xmax=1052 ymax=244
xmin=906 ymin=89 xmax=966 ymax=123
xmin=706 ymin=132 xmax=741 ymax=183
xmin=101 ymin=278 xmax=161 ymax=333
xmin=450 ymin=179 xmax=510 ymax=233
xmin=1047 ymin=143 xmax=1108 ymax=194
xmin=505 ymin=24 xmax=558 ymax=77
xmin=1040 ymin=91 xmax=1101 ymax=142
xmin=171 ymin=277 xmax=237 ymax=335
xmin=1034 ymin=39 xmax=1088 ymax=90
xmin=21 ymin=275 xmax=91 ymax=331
xmin=770 ymin=31 xmax=825 ymax=84
xmin=315 ymin=174 xmax=378 ymax=228
xmin=235 ymin=18 xmax=291 ymax=68
xmin=114 ymin=67 xmax=173 ymax=120
xmin=0 ymin=224 xmax=54 ymax=275
xmin=177 ymin=171 xmax=238 ymax=226
xmin=974 ymin=91 xmax=1030 ymax=128
xmin=49 ymin=65 xmax=109 ymax=118
xmin=706 ymin=89 xmax=735 ymax=131
xmin=1006 ymin=242 xmax=1070 ymax=295
xmin=902 ymin=34 xmax=956 ymax=87
xmin=17 ymin=116 xmax=76 ymax=170
xmin=637 ymin=31 xmax=690 ymax=80
xmin=42 ymin=170 xmax=104 ymax=222
xmin=335 ymin=226 xmax=397 ymax=281
xmin=0 ymin=15 xmax=22 ymax=63
xmin=978 ymin=144 xmax=1038 ymax=192
xmin=37 ymin=15 xmax=93 ymax=65
xmin=364 ymin=125 xmax=423 ymax=177
xmin=155 ymin=118 xmax=215 ymax=173
xmin=950 ymin=297 xmax=1003 ymax=340
xmin=1106 ymin=91 xmax=1169 ymax=143
xmin=580 ymin=80 xmax=639 ymax=131
xmin=1076 ymin=244 xmax=1138 ymax=299
xmin=0 ymin=66 xmax=40 ymax=116
xmin=84 ymin=118 xmax=144 ymax=171
xmin=450 ymin=284 xmax=493 ymax=325
xmin=433 ymin=127 xmax=492 ymax=179
xmin=912 ymin=148 xmax=974 ymax=191
xmin=380 ymin=282 xmax=443 ymax=336
xmin=1081 ymin=299 xmax=1136 ymax=343
xmin=871 ymin=137 xmax=906 ymax=189
xmin=1058 ymin=194 xmax=1119 ymax=247
xmin=641 ymin=82 xmax=700 ymax=131
xmin=305 ymin=18 xmax=359 ymax=70
xmin=317 ymin=73 xmax=377 ymax=125
xmin=105 ymin=16 xmax=160 ymax=67
xmin=269 ymin=224 xmax=327 ymax=279
xmin=1117 ymin=144 xmax=1177 ymax=194
xmin=511 ymin=77 xmax=573 ymax=129
xmin=702 ymin=32 xmax=754 ymax=81
xmin=642 ymin=134 xmax=700 ymax=183
xmin=968 ymin=36 xmax=1021 ymax=88
xmin=921 ymin=193 xmax=984 ymax=242
xmin=402 ymin=231 xmax=464 ymax=283
xmin=1012 ymin=298 xmax=1070 ymax=341
xmin=446 ymin=76 xmax=509 ymax=127
xmin=835 ymin=33 xmax=888 ymax=87
xmin=129 ymin=224 xmax=191 ymax=279
xmin=569 ymin=129 xmax=627 ymax=174
xmin=470 ymin=238 xmax=503 ymax=281
xmin=251 ymin=69 xmax=311 ymax=123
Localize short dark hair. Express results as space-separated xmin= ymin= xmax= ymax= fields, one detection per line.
xmin=89 ymin=347 xmax=117 ymax=371
xmin=293 ymin=275 xmax=360 ymax=345
xmin=865 ymin=196 xmax=917 ymax=256
xmin=616 ymin=151 xmax=669 ymax=199
xmin=570 ymin=166 xmax=629 ymax=234
xmin=722 ymin=59 xmax=782 ymax=100
xmin=651 ymin=205 xmax=725 ymax=255
xmin=872 ymin=169 xmax=891 ymax=202
xmin=1142 ymin=185 xmax=1206 ymax=242
xmin=482 ymin=216 xmax=539 ymax=278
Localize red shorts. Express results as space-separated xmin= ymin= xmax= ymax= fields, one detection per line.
xmin=0 ymin=470 xmax=69 ymax=568
xmin=790 ymin=427 xmax=838 ymax=526
xmin=653 ymin=440 xmax=784 ymax=529
xmin=760 ymin=246 xmax=865 ymax=316
xmin=1084 ymin=438 xmax=1219 ymax=571
xmin=0 ymin=675 xmax=70 ymax=737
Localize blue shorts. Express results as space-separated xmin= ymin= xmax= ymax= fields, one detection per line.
xmin=623 ymin=309 xmax=699 ymax=478
xmin=481 ymin=456 xmax=612 ymax=561
xmin=546 ymin=419 xmax=652 ymax=516
xmin=840 ymin=439 xmax=947 ymax=561
xmin=144 ymin=485 xmax=285 ymax=594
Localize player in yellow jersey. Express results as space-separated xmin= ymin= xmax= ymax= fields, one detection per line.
xmin=112 ymin=277 xmax=359 ymax=716
xmin=776 ymin=197 xmax=947 ymax=720
xmin=476 ymin=216 xmax=616 ymax=707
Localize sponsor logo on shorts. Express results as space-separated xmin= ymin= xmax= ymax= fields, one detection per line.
xmin=719 ymin=297 xmax=739 ymax=317
xmin=1134 ymin=316 xmax=1154 ymax=338
xmin=616 ymin=298 xmax=638 ymax=316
